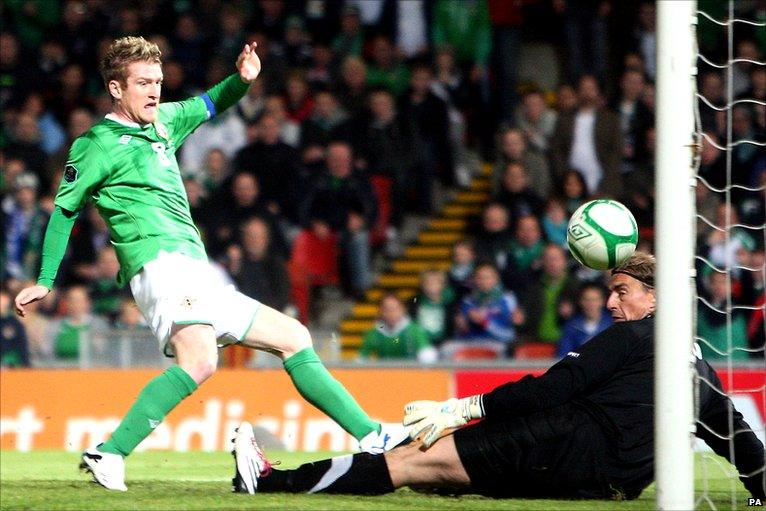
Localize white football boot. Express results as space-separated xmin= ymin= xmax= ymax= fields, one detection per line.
xmin=358 ymin=422 xmax=410 ymax=454
xmin=80 ymin=445 xmax=127 ymax=491
xmin=231 ymin=421 xmax=272 ymax=494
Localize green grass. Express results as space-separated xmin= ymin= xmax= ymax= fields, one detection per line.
xmin=0 ymin=451 xmax=751 ymax=510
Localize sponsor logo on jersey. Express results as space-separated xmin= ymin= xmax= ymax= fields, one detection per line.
xmin=119 ymin=135 xmax=132 ymax=145
xmin=64 ymin=164 xmax=78 ymax=183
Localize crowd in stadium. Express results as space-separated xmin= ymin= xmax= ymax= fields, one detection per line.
xmin=1 ymin=0 xmax=764 ymax=367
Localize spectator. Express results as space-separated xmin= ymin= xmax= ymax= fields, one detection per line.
xmin=516 ymin=244 xmax=579 ymax=345
xmin=252 ymin=0 xmax=288 ymax=41
xmin=160 ymin=60 xmax=193 ymax=102
xmin=379 ymin=0 xmax=431 ymax=60
xmin=698 ymin=71 xmax=725 ymax=135
xmin=632 ymin=1 xmax=657 ymax=80
xmin=432 ymin=0 xmax=491 ymax=81
xmin=302 ymin=141 xmax=377 ymax=298
xmin=263 ymin=94 xmax=301 ymax=147
xmin=697 ymin=271 xmax=749 ymax=361
xmin=489 ymin=0 xmax=523 ymax=122
xmin=366 ymin=35 xmax=411 ymax=98
xmin=236 ymin=78 xmax=267 ymax=125
xmin=515 ymin=90 xmax=557 ymax=154
xmin=447 ymin=263 xmax=524 ymax=359
xmin=21 ymin=92 xmax=67 ymax=156
xmin=232 ymin=113 xmax=302 ymax=222
xmin=66 ymin=206 xmax=111 ymax=284
xmin=448 ymin=239 xmax=476 ymax=300
xmin=170 ymin=13 xmax=206 ymax=87
xmin=431 ymin=46 xmax=470 ymax=186
xmin=411 ymin=269 xmax=457 ymax=346
xmin=199 ymin=148 xmax=231 ymax=198
xmin=556 ymin=0 xmax=609 ymax=82
xmin=493 ymin=127 xmax=551 ymax=199
xmin=400 ymin=63 xmax=453 ymax=206
xmin=284 ymin=72 xmax=314 ymax=123
xmin=505 ymin=214 xmax=546 ymax=292
xmin=556 ymin=282 xmax=612 ymax=357
xmin=492 ymin=162 xmax=545 ymax=228
xmin=700 ymin=203 xmax=757 ymax=273
xmin=556 ymin=83 xmax=579 ymax=114
xmin=207 ymin=172 xmax=288 ymax=259
xmin=5 ymin=110 xmax=48 ymax=181
xmin=184 ymin=177 xmax=209 ymax=239
xmin=3 ymin=173 xmax=49 ymax=281
xmin=214 ymin=4 xmax=247 ymax=65
xmin=551 ymin=75 xmax=623 ymax=198
xmin=0 ymin=287 xmax=30 ymax=368
xmin=306 ymin=42 xmax=333 ymax=89
xmin=359 ymin=293 xmax=436 ymax=362
xmin=89 ymin=247 xmax=124 ymax=322
xmin=354 ymin=88 xmax=420 ymax=228
xmin=541 ymin=197 xmax=569 ymax=248
xmin=48 ymin=107 xmax=95 ymax=178
xmin=474 ymin=202 xmax=514 ymax=272
xmin=45 ymin=285 xmax=108 ymax=361
xmin=332 ymin=4 xmax=365 ymax=67
xmin=301 ymin=90 xmax=352 ymax=152
xmin=283 ymin=16 xmax=313 ymax=70
xmin=226 ymin=217 xmax=291 ymax=312
xmin=113 ymin=298 xmax=148 ymax=331
xmin=0 ymin=32 xmax=33 ymax=110
xmin=335 ymin=56 xmax=370 ymax=119
xmin=614 ymin=69 xmax=653 ymax=175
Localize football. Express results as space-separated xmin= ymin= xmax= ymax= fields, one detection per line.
xmin=567 ymin=199 xmax=638 ymax=270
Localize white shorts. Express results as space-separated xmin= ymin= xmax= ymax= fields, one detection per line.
xmin=130 ymin=251 xmax=261 ymax=356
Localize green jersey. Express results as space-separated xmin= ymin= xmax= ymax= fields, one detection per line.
xmin=38 ymin=74 xmax=249 ymax=288
xmin=56 ymin=99 xmax=208 ymax=286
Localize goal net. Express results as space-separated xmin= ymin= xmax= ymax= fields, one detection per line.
xmin=657 ymin=1 xmax=765 ymax=509
xmin=693 ymin=2 xmax=766 ymax=509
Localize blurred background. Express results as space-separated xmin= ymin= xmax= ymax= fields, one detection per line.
xmin=1 ymin=0 xmax=764 ymax=369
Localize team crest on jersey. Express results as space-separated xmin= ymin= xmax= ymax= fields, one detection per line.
xmin=154 ymin=121 xmax=169 ymax=140
xmin=64 ymin=164 xmax=78 ymax=183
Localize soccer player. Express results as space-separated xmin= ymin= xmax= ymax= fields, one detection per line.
xmin=13 ymin=37 xmax=405 ymax=492
xmin=231 ymin=252 xmax=766 ymax=500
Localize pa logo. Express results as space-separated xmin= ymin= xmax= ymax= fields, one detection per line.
xmin=568 ymin=224 xmax=591 ymax=241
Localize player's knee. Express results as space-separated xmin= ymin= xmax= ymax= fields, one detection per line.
xmin=188 ymin=357 xmax=217 ymax=383
xmin=281 ymin=320 xmax=313 ymax=358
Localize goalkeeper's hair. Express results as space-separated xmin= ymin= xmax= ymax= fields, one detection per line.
xmin=611 ymin=251 xmax=656 ymax=290
xmin=100 ymin=36 xmax=161 ymax=87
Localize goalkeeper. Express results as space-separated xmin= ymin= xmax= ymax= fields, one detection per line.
xmin=232 ymin=252 xmax=765 ymax=500
xmin=14 ymin=36 xmax=404 ymax=492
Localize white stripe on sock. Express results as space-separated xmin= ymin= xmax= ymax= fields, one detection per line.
xmin=308 ymin=454 xmax=354 ymax=493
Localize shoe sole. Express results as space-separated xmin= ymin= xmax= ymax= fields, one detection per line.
xmin=233 ymin=426 xmax=259 ymax=494
xmin=79 ymin=453 xmax=127 ymax=492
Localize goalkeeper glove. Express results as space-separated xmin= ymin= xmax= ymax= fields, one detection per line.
xmin=403 ymin=396 xmax=485 ymax=448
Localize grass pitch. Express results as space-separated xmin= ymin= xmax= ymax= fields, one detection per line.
xmin=0 ymin=451 xmax=752 ymax=510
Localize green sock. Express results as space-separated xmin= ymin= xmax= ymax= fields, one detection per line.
xmin=284 ymin=348 xmax=379 ymax=440
xmin=100 ymin=366 xmax=197 ymax=457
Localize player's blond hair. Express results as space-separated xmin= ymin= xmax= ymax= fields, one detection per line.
xmin=99 ymin=36 xmax=161 ymax=87
xmin=611 ymin=251 xmax=656 ymax=290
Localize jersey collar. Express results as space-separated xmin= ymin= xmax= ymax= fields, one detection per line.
xmin=105 ymin=113 xmax=150 ymax=129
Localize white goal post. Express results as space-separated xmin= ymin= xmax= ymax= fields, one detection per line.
xmin=655 ymin=1 xmax=697 ymax=509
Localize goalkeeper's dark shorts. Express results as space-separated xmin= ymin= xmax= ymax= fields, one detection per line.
xmin=453 ymin=404 xmax=614 ymax=499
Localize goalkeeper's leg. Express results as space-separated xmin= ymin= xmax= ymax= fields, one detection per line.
xmin=254 ymin=435 xmax=470 ymax=494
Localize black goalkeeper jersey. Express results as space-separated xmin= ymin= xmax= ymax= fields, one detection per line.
xmin=481 ymin=317 xmax=765 ymax=498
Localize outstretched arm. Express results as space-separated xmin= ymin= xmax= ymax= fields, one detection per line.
xmin=15 ymin=206 xmax=79 ymax=316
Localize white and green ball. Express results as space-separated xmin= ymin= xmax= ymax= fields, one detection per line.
xmin=567 ymin=199 xmax=638 ymax=270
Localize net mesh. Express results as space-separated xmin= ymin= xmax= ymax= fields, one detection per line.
xmin=693 ymin=2 xmax=765 ymax=508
